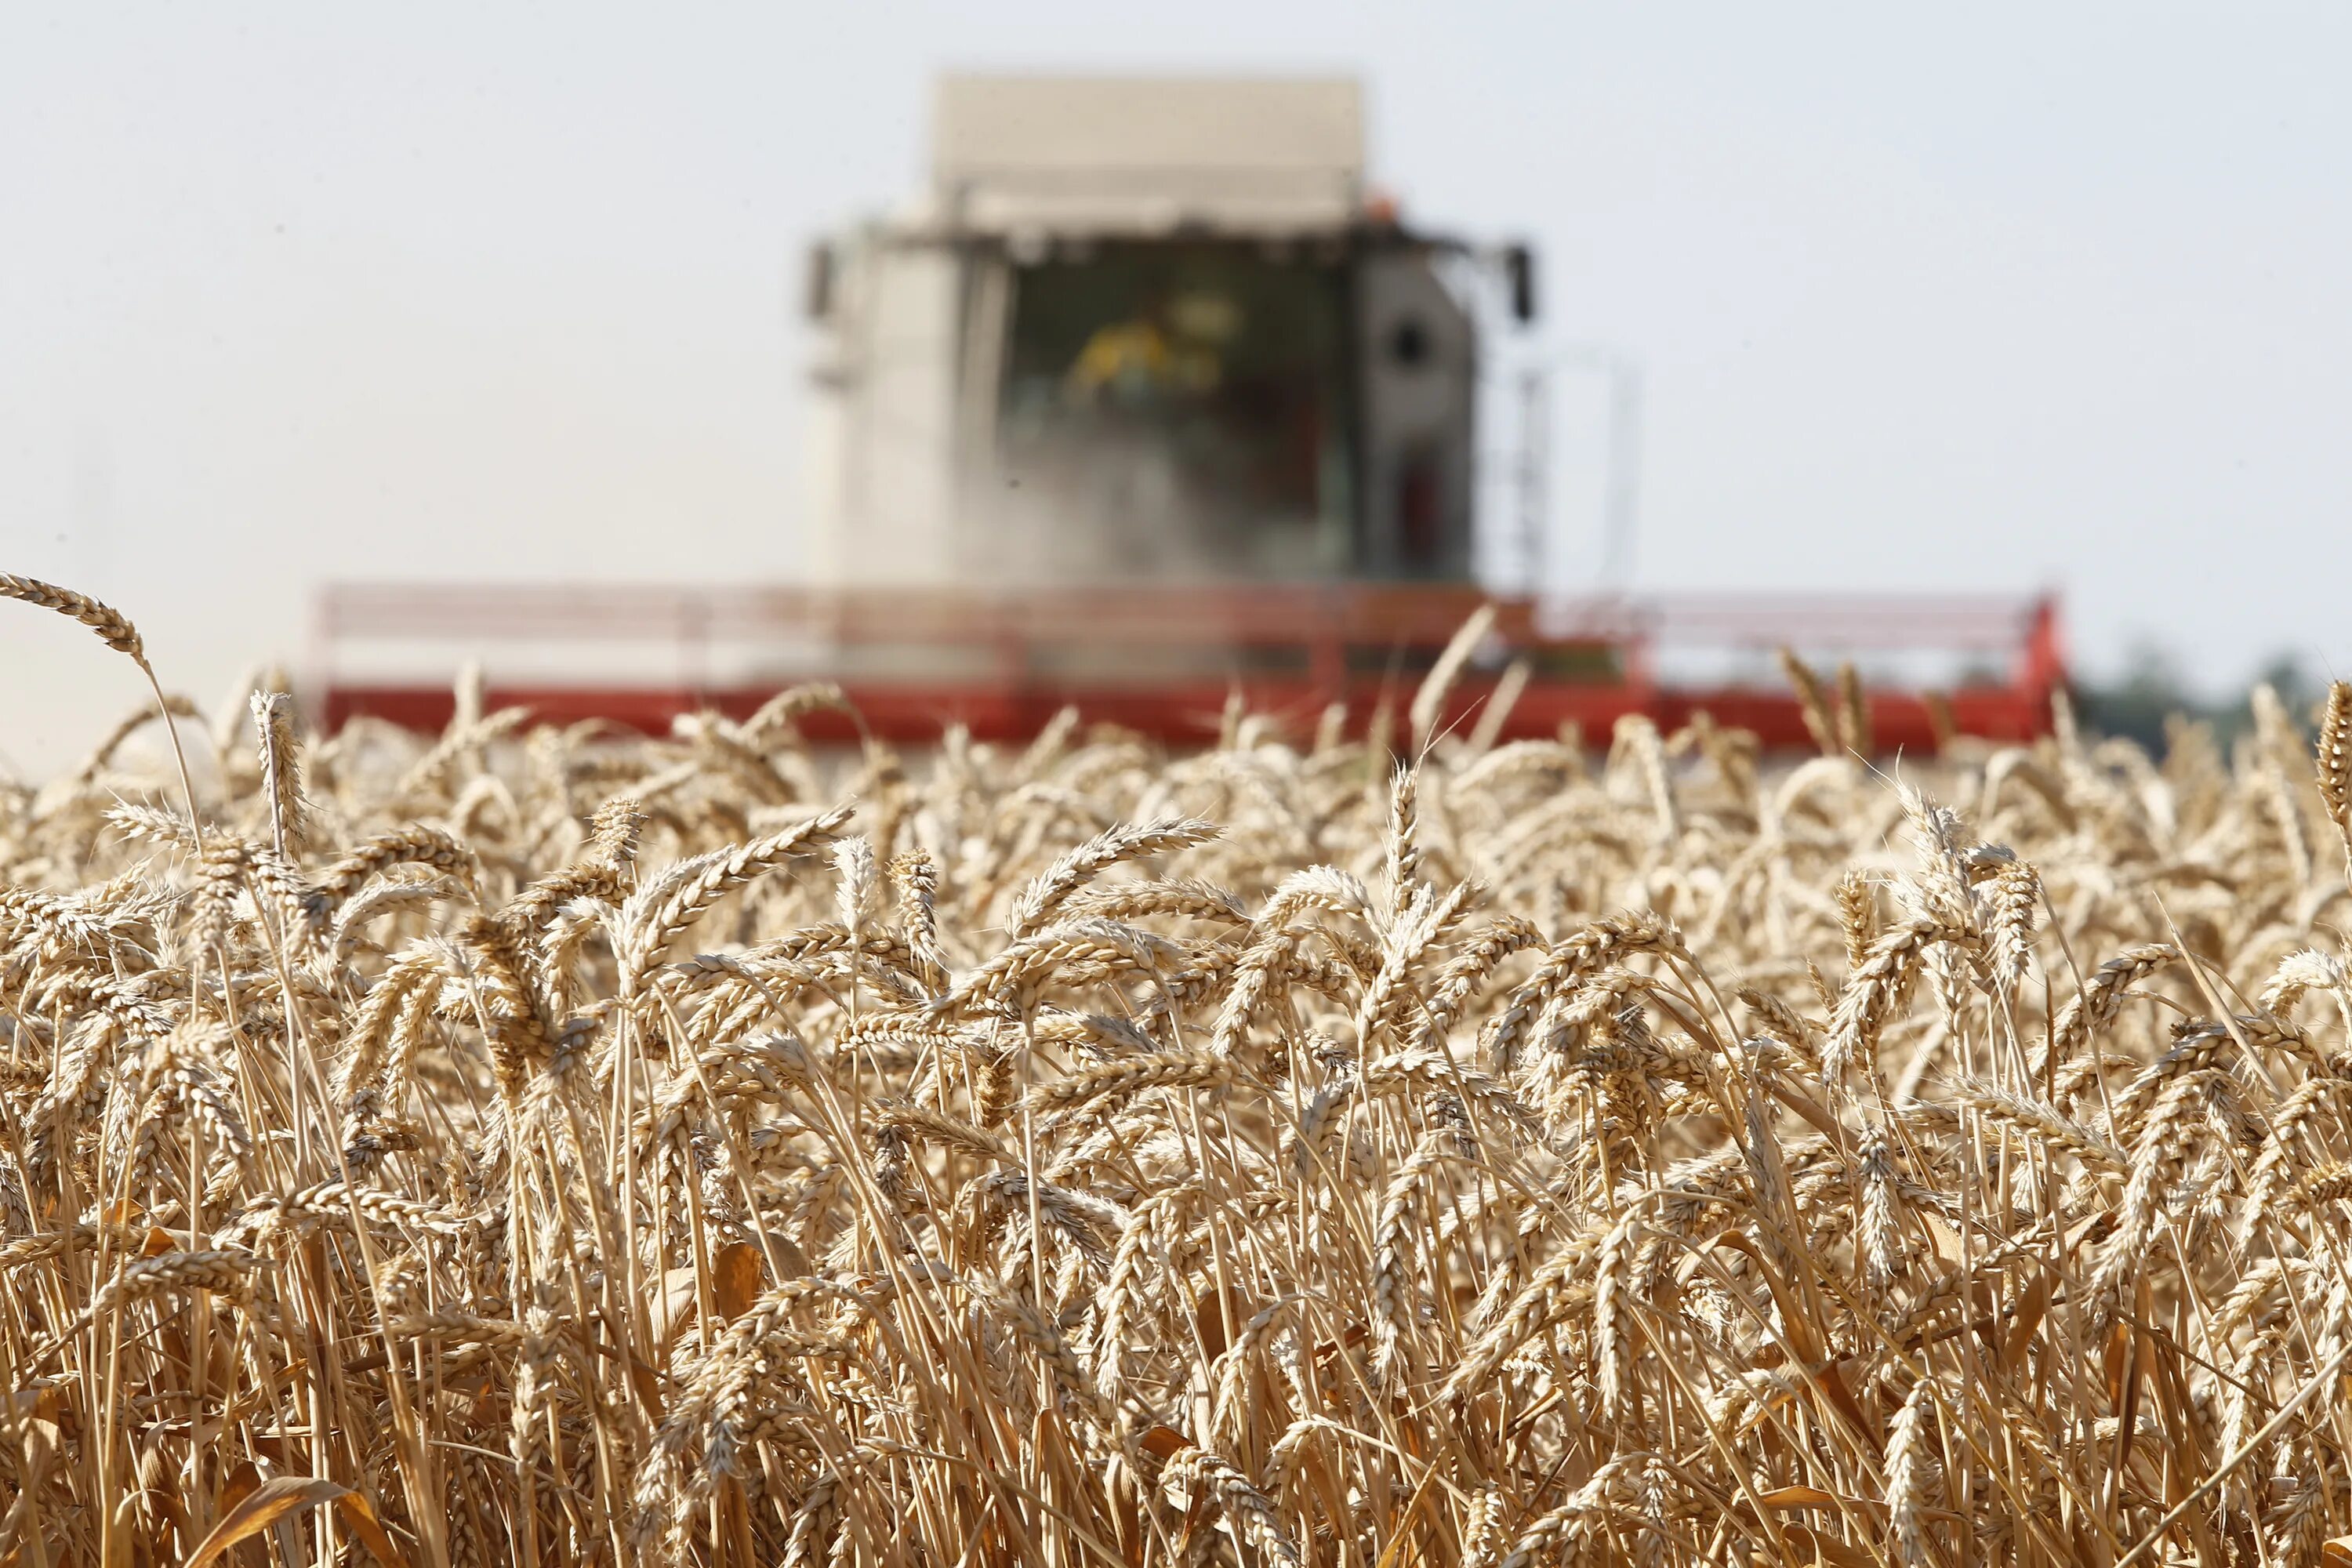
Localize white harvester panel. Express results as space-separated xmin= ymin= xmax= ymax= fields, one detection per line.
xmin=803 ymin=245 xmax=963 ymax=586
xmin=804 ymin=74 xmax=1502 ymax=592
xmin=1358 ymin=252 xmax=1477 ymax=581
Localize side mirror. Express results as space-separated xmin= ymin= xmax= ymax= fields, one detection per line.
xmin=802 ymin=241 xmax=836 ymax=322
xmin=1504 ymin=243 xmax=1537 ymax=325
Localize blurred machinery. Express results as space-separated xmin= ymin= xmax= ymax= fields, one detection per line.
xmin=318 ymin=75 xmax=2063 ymax=750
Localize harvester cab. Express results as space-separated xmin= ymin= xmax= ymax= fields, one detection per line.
xmin=800 ymin=75 xmax=1520 ymax=593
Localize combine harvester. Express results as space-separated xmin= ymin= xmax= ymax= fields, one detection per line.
xmin=316 ymin=75 xmax=2063 ymax=752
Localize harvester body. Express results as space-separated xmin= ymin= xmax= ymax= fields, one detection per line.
xmin=315 ymin=75 xmax=2063 ymax=751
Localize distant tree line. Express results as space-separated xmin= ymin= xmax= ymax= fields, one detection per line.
xmin=2071 ymin=641 xmax=2325 ymax=753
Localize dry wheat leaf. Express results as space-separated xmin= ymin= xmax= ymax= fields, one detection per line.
xmin=329 ymin=1487 xmax=410 ymax=1568
xmin=183 ymin=1478 xmax=348 ymax=1568
xmin=183 ymin=1476 xmax=408 ymax=1568
xmin=711 ymin=1239 xmax=764 ymax=1323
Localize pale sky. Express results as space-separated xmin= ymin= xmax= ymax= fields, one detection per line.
xmin=5 ymin=3 xmax=2350 ymax=768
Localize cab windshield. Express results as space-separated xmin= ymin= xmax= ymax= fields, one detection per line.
xmin=993 ymin=244 xmax=1355 ymax=581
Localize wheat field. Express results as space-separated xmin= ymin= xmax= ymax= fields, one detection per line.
xmin=5 ymin=575 xmax=2352 ymax=1567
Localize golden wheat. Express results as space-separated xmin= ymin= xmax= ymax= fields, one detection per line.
xmin=5 ymin=584 xmax=2352 ymax=1566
